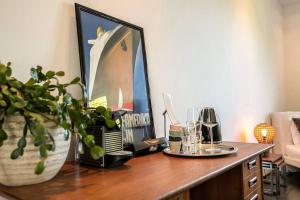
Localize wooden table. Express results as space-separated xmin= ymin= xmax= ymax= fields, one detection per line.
xmin=0 ymin=142 xmax=273 ymax=200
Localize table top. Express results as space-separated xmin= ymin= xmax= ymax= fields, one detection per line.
xmin=262 ymin=153 xmax=282 ymax=163
xmin=0 ymin=142 xmax=273 ymax=200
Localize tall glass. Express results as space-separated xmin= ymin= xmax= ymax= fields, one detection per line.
xmin=187 ymin=107 xmax=201 ymax=136
xmin=185 ymin=107 xmax=201 ymax=153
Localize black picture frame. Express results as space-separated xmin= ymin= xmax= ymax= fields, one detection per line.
xmin=75 ymin=3 xmax=156 ymax=151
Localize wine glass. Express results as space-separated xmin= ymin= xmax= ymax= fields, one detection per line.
xmin=202 ymin=109 xmax=218 ymax=153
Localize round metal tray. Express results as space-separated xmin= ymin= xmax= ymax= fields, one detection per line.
xmin=163 ymin=144 xmax=238 ymax=157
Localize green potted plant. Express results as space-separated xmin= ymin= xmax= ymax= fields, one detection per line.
xmin=0 ymin=62 xmax=108 ymax=186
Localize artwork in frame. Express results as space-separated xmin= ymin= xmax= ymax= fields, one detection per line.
xmin=75 ymin=4 xmax=155 ymax=152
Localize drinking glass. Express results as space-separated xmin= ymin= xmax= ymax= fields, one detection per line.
xmin=187 ymin=107 xmax=201 ymax=136
xmin=186 ymin=107 xmax=201 ymax=153
xmin=202 ymin=110 xmax=218 ymax=153
xmin=182 ymin=127 xmax=198 ymax=154
xmin=187 ymin=107 xmax=200 ymax=123
xmin=198 ymin=110 xmax=204 ymax=151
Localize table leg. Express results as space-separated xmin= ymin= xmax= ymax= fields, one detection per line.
xmin=282 ymin=164 xmax=287 ymax=187
xmin=275 ymin=166 xmax=280 ymax=195
xmin=271 ymin=167 xmax=274 ymax=194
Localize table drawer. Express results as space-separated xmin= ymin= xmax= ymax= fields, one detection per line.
xmin=167 ymin=190 xmax=189 ymax=200
xmin=244 ymin=187 xmax=262 ymax=200
xmin=243 ymin=170 xmax=261 ymax=197
xmin=243 ymin=156 xmax=260 ymax=178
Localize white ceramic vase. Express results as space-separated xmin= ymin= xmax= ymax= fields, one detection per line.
xmin=0 ymin=115 xmax=70 ymax=186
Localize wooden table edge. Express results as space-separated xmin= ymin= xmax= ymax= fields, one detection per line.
xmin=0 ymin=142 xmax=274 ymax=200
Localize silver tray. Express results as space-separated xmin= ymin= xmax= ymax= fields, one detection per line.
xmin=163 ymin=144 xmax=238 ymax=157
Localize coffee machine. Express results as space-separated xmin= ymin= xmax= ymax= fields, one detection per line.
xmin=80 ymin=126 xmax=132 ymax=168
xmin=200 ymin=107 xmax=222 ymax=144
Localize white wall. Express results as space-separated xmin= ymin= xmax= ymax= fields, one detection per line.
xmin=0 ymin=0 xmax=285 ymax=142
xmin=283 ymin=2 xmax=300 ymax=110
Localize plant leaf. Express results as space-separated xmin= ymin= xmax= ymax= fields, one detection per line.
xmin=17 ymin=137 xmax=27 ymax=148
xmin=67 ymin=108 xmax=81 ymax=125
xmin=0 ymin=73 xmax=6 ymax=84
xmin=0 ymin=64 xmax=6 ymax=73
xmin=0 ymin=129 xmax=7 ymax=141
xmin=8 ymin=80 xmax=22 ymax=89
xmin=19 ymin=148 xmax=24 ymax=156
xmin=56 ymin=71 xmax=65 ymax=76
xmin=6 ymin=104 xmax=15 ymax=115
xmin=70 ymin=77 xmax=80 ymax=84
xmin=46 ymin=144 xmax=54 ymax=151
xmin=105 ymin=118 xmax=115 ymax=129
xmin=10 ymin=148 xmax=22 ymax=159
xmin=13 ymin=101 xmax=27 ymax=109
xmin=39 ymin=145 xmax=47 ymax=159
xmin=31 ymin=123 xmax=46 ymax=146
xmin=46 ymin=71 xmax=55 ymax=79
xmin=84 ymin=135 xmax=95 ymax=148
xmin=1 ymin=85 xmax=10 ymax=95
xmin=35 ymin=160 xmax=45 ymax=175
xmin=95 ymin=106 xmax=106 ymax=114
xmin=60 ymin=121 xmax=70 ymax=130
xmin=25 ymin=78 xmax=36 ymax=86
xmin=5 ymin=66 xmax=12 ymax=76
xmin=90 ymin=145 xmax=104 ymax=160
xmin=25 ymin=112 xmax=44 ymax=124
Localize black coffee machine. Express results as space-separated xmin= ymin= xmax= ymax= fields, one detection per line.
xmin=200 ymin=107 xmax=222 ymax=144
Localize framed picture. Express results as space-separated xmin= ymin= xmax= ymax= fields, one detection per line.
xmin=75 ymin=4 xmax=155 ymax=151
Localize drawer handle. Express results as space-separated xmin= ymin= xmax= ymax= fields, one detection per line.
xmin=248 ymin=159 xmax=256 ymax=170
xmin=250 ymin=193 xmax=258 ymax=200
xmin=249 ymin=176 xmax=257 ymax=188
